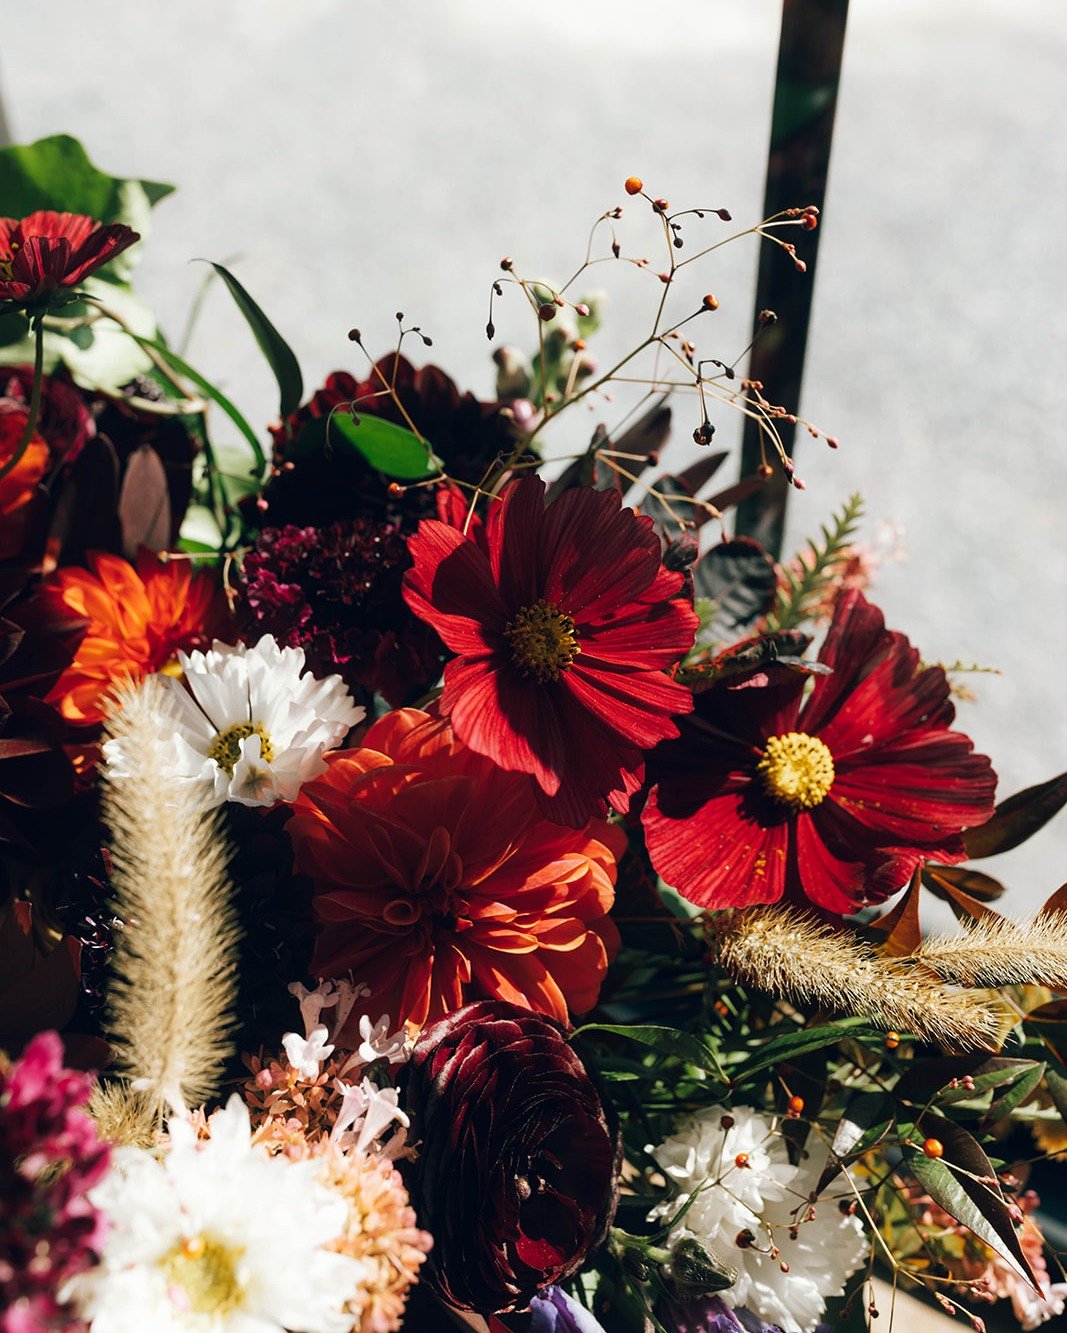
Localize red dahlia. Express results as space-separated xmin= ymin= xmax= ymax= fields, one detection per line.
xmin=641 ymin=591 xmax=997 ymax=915
xmin=0 ymin=212 xmax=138 ymax=306
xmin=403 ymin=475 xmax=698 ymax=827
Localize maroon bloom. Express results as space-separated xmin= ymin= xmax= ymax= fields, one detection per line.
xmin=642 ymin=591 xmax=997 ymax=915
xmin=403 ymin=475 xmax=698 ymax=827
xmin=0 ymin=212 xmax=138 ymax=306
xmin=0 ymin=1031 xmax=110 ymax=1332
xmin=239 ymin=520 xmax=446 ymax=707
xmin=401 ymin=1001 xmax=620 ymax=1315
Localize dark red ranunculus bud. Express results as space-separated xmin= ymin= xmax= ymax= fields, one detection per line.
xmin=402 ymin=1000 xmax=621 ymax=1316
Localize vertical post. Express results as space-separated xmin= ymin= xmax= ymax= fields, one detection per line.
xmin=735 ymin=0 xmax=850 ymax=557
xmin=0 ymin=81 xmax=11 ymax=148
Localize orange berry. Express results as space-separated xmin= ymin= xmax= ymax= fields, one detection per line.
xmin=624 ymin=176 xmax=644 ymax=196
xmin=787 ymin=1095 xmax=805 ymax=1116
xmin=884 ymin=1031 xmax=901 ymax=1050
xmin=702 ymin=293 xmax=720 ymax=311
xmin=922 ymin=1137 xmax=944 ymax=1159
xmin=734 ymin=1152 xmax=750 ymax=1168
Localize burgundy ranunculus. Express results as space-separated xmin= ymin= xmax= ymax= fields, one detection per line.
xmin=402 ymin=1000 xmax=621 ymax=1315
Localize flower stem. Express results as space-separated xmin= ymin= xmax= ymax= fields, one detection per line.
xmin=0 ymin=315 xmax=44 ymax=483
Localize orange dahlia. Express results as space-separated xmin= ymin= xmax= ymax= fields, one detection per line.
xmin=286 ymin=707 xmax=622 ymax=1034
xmin=44 ymin=550 xmax=223 ymax=725
xmin=0 ymin=408 xmax=49 ymax=560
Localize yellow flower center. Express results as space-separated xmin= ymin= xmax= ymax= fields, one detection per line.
xmin=503 ymin=600 xmax=581 ymax=683
xmin=208 ymin=721 xmax=274 ymax=774
xmin=757 ymin=731 xmax=835 ymax=811
xmin=160 ymin=1234 xmax=245 ymax=1315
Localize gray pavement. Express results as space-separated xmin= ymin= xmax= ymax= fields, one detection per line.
xmin=4 ymin=0 xmax=1066 ymax=910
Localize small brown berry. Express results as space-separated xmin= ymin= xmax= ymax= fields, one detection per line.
xmin=756 ymin=463 xmax=774 ymax=480
xmin=537 ymin=303 xmax=556 ymax=322
xmin=702 ymin=293 xmax=720 ymax=311
xmin=735 ymin=1229 xmax=755 ymax=1249
xmin=624 ymin=176 xmax=643 ymax=195
xmin=387 ymin=482 xmax=406 ymax=497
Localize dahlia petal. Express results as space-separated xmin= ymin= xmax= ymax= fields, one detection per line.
xmin=465 ymin=942 xmax=570 ymax=1024
xmin=403 ymin=518 xmax=509 ymax=651
xmin=643 ymin=785 xmax=790 ymax=909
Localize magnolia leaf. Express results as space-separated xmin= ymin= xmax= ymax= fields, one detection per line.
xmin=816 ymin=1091 xmax=894 ymax=1193
xmin=296 ymin=412 xmax=441 ymax=482
xmin=867 ymin=869 xmax=923 ymax=955
xmin=904 ymin=1112 xmax=1040 ymax=1289
xmin=730 ymin=1016 xmax=875 ymax=1082
xmin=922 ymin=866 xmax=1002 ymax=922
xmin=572 ymin=1023 xmax=726 ymax=1079
xmin=692 ymin=538 xmax=778 ymax=640
xmin=964 ymin=771 xmax=1067 ymax=859
xmin=200 ymin=261 xmax=303 ymax=420
xmin=1039 ymin=884 xmax=1067 ymax=917
xmin=922 ymin=863 xmax=1005 ymax=903
xmin=702 ymin=473 xmax=771 ymax=516
xmin=118 ymin=446 xmax=171 ymax=557
xmin=1045 ymin=1067 xmax=1067 ymax=1122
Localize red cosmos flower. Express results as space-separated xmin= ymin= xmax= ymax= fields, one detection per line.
xmin=286 ymin=707 xmax=622 ymax=1034
xmin=0 ymin=211 xmax=138 ymax=306
xmin=402 ymin=475 xmax=698 ymax=827
xmin=642 ymin=591 xmax=997 ymax=915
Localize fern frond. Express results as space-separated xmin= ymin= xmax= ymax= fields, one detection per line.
xmin=765 ymin=491 xmax=865 ymax=633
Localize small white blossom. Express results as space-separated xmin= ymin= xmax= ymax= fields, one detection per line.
xmin=356 ymin=1014 xmax=410 ymax=1067
xmin=282 ymin=1025 xmax=335 ymax=1079
xmin=648 ymin=1104 xmax=868 ymax=1333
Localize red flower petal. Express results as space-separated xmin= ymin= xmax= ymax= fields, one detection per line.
xmin=403 ymin=518 xmax=508 ymax=652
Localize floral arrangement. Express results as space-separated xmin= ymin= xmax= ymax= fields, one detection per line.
xmin=2 ymin=135 xmax=1066 ymax=1333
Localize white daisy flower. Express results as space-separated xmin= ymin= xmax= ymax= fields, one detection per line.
xmin=648 ymin=1104 xmax=868 ymax=1333
xmin=104 ymin=635 xmax=364 ymax=808
xmin=74 ymin=1096 xmax=364 ymax=1333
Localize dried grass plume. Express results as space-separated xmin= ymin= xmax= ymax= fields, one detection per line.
xmin=100 ymin=674 xmax=240 ymax=1127
xmin=712 ymin=905 xmax=1004 ymax=1050
xmin=915 ymin=912 xmax=1067 ymax=990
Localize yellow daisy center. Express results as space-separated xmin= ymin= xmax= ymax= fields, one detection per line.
xmin=160 ymin=1234 xmax=245 ymax=1315
xmin=503 ymin=600 xmax=581 ymax=683
xmin=209 ymin=721 xmax=274 ymax=774
xmin=757 ymin=731 xmax=835 ymax=811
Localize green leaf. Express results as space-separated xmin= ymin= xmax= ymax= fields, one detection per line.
xmin=816 ymin=1091 xmax=894 ymax=1193
xmin=896 ymin=1055 xmax=1036 ymax=1107
xmin=295 ymin=412 xmax=441 ymax=482
xmin=179 ymin=505 xmax=224 ymax=554
xmin=128 ymin=333 xmax=266 ymax=474
xmin=730 ymin=1017 xmax=875 ymax=1083
xmin=572 ymin=1024 xmax=727 ymax=1080
xmin=984 ymin=1062 xmax=1045 ymax=1124
xmin=964 ymin=771 xmax=1067 ymax=859
xmin=903 ymin=1112 xmax=1040 ymax=1289
xmin=200 ymin=261 xmax=303 ymax=420
xmin=0 ymin=133 xmax=173 ymax=222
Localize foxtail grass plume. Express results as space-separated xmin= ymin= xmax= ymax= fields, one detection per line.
xmin=100 ymin=675 xmax=240 ymax=1123
xmin=915 ymin=912 xmax=1067 ymax=990
xmin=712 ymin=905 xmax=1003 ymax=1050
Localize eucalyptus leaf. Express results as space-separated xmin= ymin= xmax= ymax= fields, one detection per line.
xmin=983 ymin=1062 xmax=1045 ymax=1124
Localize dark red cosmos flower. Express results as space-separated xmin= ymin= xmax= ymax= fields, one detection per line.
xmin=0 ymin=211 xmax=138 ymax=306
xmin=642 ymin=591 xmax=997 ymax=915
xmin=403 ymin=474 xmax=699 ymax=827
xmin=401 ymin=1001 xmax=620 ymax=1315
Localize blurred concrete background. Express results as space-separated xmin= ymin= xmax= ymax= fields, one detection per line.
xmin=3 ymin=0 xmax=1066 ymax=910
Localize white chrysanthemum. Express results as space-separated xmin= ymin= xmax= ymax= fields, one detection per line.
xmin=648 ymin=1104 xmax=868 ymax=1333
xmin=74 ymin=1096 xmax=364 ymax=1333
xmin=104 ymin=635 xmax=364 ymax=808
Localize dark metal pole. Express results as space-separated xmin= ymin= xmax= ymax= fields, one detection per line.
xmin=735 ymin=0 xmax=850 ymax=557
